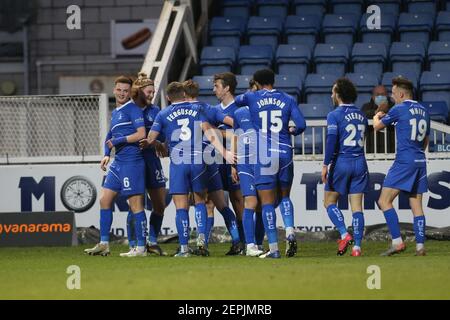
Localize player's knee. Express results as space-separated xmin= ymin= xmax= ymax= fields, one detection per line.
xmin=377 ymin=198 xmax=389 ymax=211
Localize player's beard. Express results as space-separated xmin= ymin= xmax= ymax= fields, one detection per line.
xmin=332 ymin=96 xmax=339 ymax=107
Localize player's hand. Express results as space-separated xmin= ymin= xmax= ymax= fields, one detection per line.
xmin=139 ymin=138 xmax=150 ymax=150
xmin=100 ymin=156 xmax=110 ymax=171
xmin=321 ymin=165 xmax=328 ymax=184
xmin=155 ymin=142 xmax=168 ymax=158
xmin=224 ymin=150 xmax=237 ymax=165
xmin=231 ymin=166 xmax=239 ymax=184
xmin=374 ymin=111 xmax=386 ymax=119
xmin=289 ymin=126 xmax=297 ymax=134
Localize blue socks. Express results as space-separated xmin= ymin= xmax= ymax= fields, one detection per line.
xmin=326 ymin=204 xmax=347 ymax=236
xmin=148 ymin=212 xmax=163 ymax=245
xmin=100 ymin=209 xmax=113 ymax=243
xmin=255 ymin=211 xmax=265 ymax=246
xmin=414 ymin=215 xmax=426 ymax=244
xmin=205 ymin=216 xmax=214 ymax=244
xmin=280 ymin=197 xmax=295 ymax=236
xmin=195 ymin=203 xmax=207 ymax=236
xmin=133 ymin=211 xmax=147 ymax=247
xmin=126 ymin=211 xmax=136 ymax=247
xmin=243 ymin=208 xmax=255 ymax=245
xmin=237 ymin=219 xmax=245 ymax=244
xmin=218 ymin=206 xmax=240 ymax=244
xmin=176 ymin=209 xmax=190 ymax=246
xmin=352 ymin=212 xmax=364 ymax=247
xmin=383 ymin=208 xmax=401 ymax=240
xmin=262 ymin=204 xmax=277 ymax=245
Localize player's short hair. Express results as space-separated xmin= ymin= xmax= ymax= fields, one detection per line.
xmin=392 ymin=77 xmax=413 ymax=96
xmin=166 ymin=81 xmax=185 ymax=101
xmin=133 ymin=72 xmax=154 ymax=88
xmin=334 ymin=78 xmax=358 ymax=104
xmin=253 ymin=69 xmax=275 ymax=86
xmin=114 ymin=75 xmax=133 ymax=87
xmin=182 ymin=79 xmax=199 ymax=98
xmin=214 ymin=72 xmax=237 ymax=95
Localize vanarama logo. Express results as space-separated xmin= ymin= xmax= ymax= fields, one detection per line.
xmin=0 ymin=223 xmax=72 ymax=234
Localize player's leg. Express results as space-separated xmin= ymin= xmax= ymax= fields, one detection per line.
xmin=254 ymin=205 xmax=265 ymax=251
xmin=172 ymin=194 xmax=191 ymax=257
xmin=146 ymin=187 xmax=167 ymax=255
xmin=229 ymin=188 xmax=245 ymax=246
xmin=193 ymin=190 xmax=210 ymax=256
xmin=243 ymin=195 xmax=263 ymax=256
xmin=123 ymin=194 xmax=147 ymax=256
xmin=126 ymin=210 xmax=136 ymax=249
xmin=257 ymin=187 xmax=281 ymax=258
xmin=349 ymin=193 xmax=364 ymax=256
xmin=205 ymin=196 xmax=215 ymax=245
xmin=280 ymin=185 xmax=297 ymax=257
xmin=410 ymin=193 xmax=426 ymax=256
xmin=378 ymin=187 xmax=405 ymax=256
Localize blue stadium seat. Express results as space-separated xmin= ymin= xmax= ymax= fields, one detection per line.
xmin=359 ymin=13 xmax=396 ymax=51
xmin=192 ymin=75 xmax=216 ymax=103
xmin=304 ymin=73 xmax=339 ymax=105
xmin=209 ymin=17 xmax=246 ymax=50
xmin=398 ymin=13 xmax=434 ymax=48
xmin=382 ymin=71 xmax=420 ymax=93
xmin=247 ymin=16 xmax=283 ymax=52
xmin=420 ymin=101 xmax=449 ymax=123
xmin=200 ymin=46 xmax=236 ymax=75
xmin=221 ymin=0 xmax=252 ymax=20
xmin=345 ymin=73 xmax=380 ymax=107
xmin=436 ymin=11 xmax=450 ymax=41
xmin=284 ymin=15 xmax=322 ymax=52
xmin=275 ymin=74 xmax=303 ymax=102
xmin=447 ymin=0 xmax=450 ymax=11
xmin=294 ymin=0 xmax=326 ymax=17
xmin=420 ymin=71 xmax=450 ymax=108
xmin=313 ymin=43 xmax=349 ymax=77
xmin=238 ymin=45 xmax=273 ymax=75
xmin=322 ymin=14 xmax=359 ymax=50
xmin=330 ymin=0 xmax=364 ymax=15
xmin=389 ymin=42 xmax=426 ymax=79
xmin=298 ymin=103 xmax=332 ymax=119
xmin=407 ymin=0 xmax=437 ymax=15
xmin=276 ymin=44 xmax=311 ymax=79
xmin=351 ymin=43 xmax=387 ymax=79
xmin=428 ymin=41 xmax=450 ymax=72
xmin=366 ymin=0 xmax=401 ymax=17
xmin=235 ymin=75 xmax=253 ymax=95
xmin=294 ymin=127 xmax=324 ymax=154
xmin=256 ymin=0 xmax=290 ymax=19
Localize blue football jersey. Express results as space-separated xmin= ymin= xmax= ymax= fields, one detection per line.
xmin=382 ymin=100 xmax=430 ymax=167
xmin=150 ymin=101 xmax=207 ymax=160
xmin=235 ymin=89 xmax=306 ymax=158
xmin=109 ymin=100 xmax=145 ymax=162
xmin=326 ymin=104 xmax=368 ymax=159
xmin=233 ymin=106 xmax=257 ymax=165
xmin=142 ymin=104 xmax=165 ymax=160
xmin=190 ymin=100 xmax=226 ymax=151
xmin=213 ymin=101 xmax=239 ymax=130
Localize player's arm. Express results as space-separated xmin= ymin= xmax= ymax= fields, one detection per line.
xmin=101 ymin=130 xmax=112 ymax=171
xmin=289 ymin=101 xmax=307 ymax=135
xmin=140 ymin=113 xmax=163 ymax=149
xmin=372 ymin=111 xmax=386 ymax=131
xmin=423 ymin=135 xmax=430 ymax=151
xmin=230 ymin=130 xmax=239 ymax=183
xmin=322 ymin=113 xmax=338 ymax=184
xmin=202 ymin=121 xmax=236 ymax=164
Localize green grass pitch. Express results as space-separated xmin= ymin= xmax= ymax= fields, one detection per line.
xmin=1 ymin=241 xmax=449 ymax=300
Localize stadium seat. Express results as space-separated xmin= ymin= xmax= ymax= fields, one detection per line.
xmin=359 ymin=13 xmax=396 ymax=51
xmin=274 ymin=74 xmax=303 ymax=102
xmin=351 ymin=43 xmax=387 ymax=79
xmin=407 ymin=0 xmax=437 ymax=15
xmin=382 ymin=71 xmax=420 ymax=93
xmin=294 ymin=127 xmax=324 ymax=155
xmin=421 ymin=101 xmax=449 ymax=123
xmin=256 ymin=0 xmax=290 ymax=20
xmin=366 ymin=0 xmax=401 ymax=17
xmin=284 ymin=15 xmax=322 ymax=52
xmin=398 ymin=13 xmax=434 ymax=48
xmin=345 ymin=73 xmax=380 ymax=107
xmin=221 ymin=0 xmax=252 ymax=20
xmin=304 ymin=73 xmax=338 ymax=105
xmin=247 ymin=16 xmax=283 ymax=52
xmin=390 ymin=42 xmax=426 ymax=78
xmin=209 ymin=17 xmax=246 ymax=50
xmin=330 ymin=0 xmax=364 ymax=15
xmin=428 ymin=41 xmax=450 ymax=72
xmin=238 ymin=45 xmax=273 ymax=75
xmin=298 ymin=103 xmax=332 ymax=119
xmin=313 ymin=43 xmax=349 ymax=77
xmin=436 ymin=11 xmax=450 ymax=41
xmin=200 ymin=46 xmax=236 ymax=75
xmin=235 ymin=75 xmax=253 ymax=95
xmin=192 ymin=75 xmax=216 ymax=104
xmin=420 ymin=71 xmax=450 ymax=108
xmin=275 ymin=44 xmax=311 ymax=79
xmin=322 ymin=14 xmax=359 ymax=50
xmin=293 ymin=0 xmax=326 ymax=17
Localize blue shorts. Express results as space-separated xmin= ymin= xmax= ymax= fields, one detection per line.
xmin=325 ymin=156 xmax=369 ymax=195
xmin=103 ymin=160 xmax=145 ymax=196
xmin=169 ymin=162 xmax=207 ymax=195
xmin=383 ymin=161 xmax=428 ymax=194
xmin=219 ymin=163 xmax=241 ymax=192
xmin=144 ymin=156 xmax=166 ymax=189
xmin=237 ymin=164 xmax=257 ymax=197
xmin=254 ymin=156 xmax=293 ymax=190
xmin=206 ymin=163 xmax=223 ymax=193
